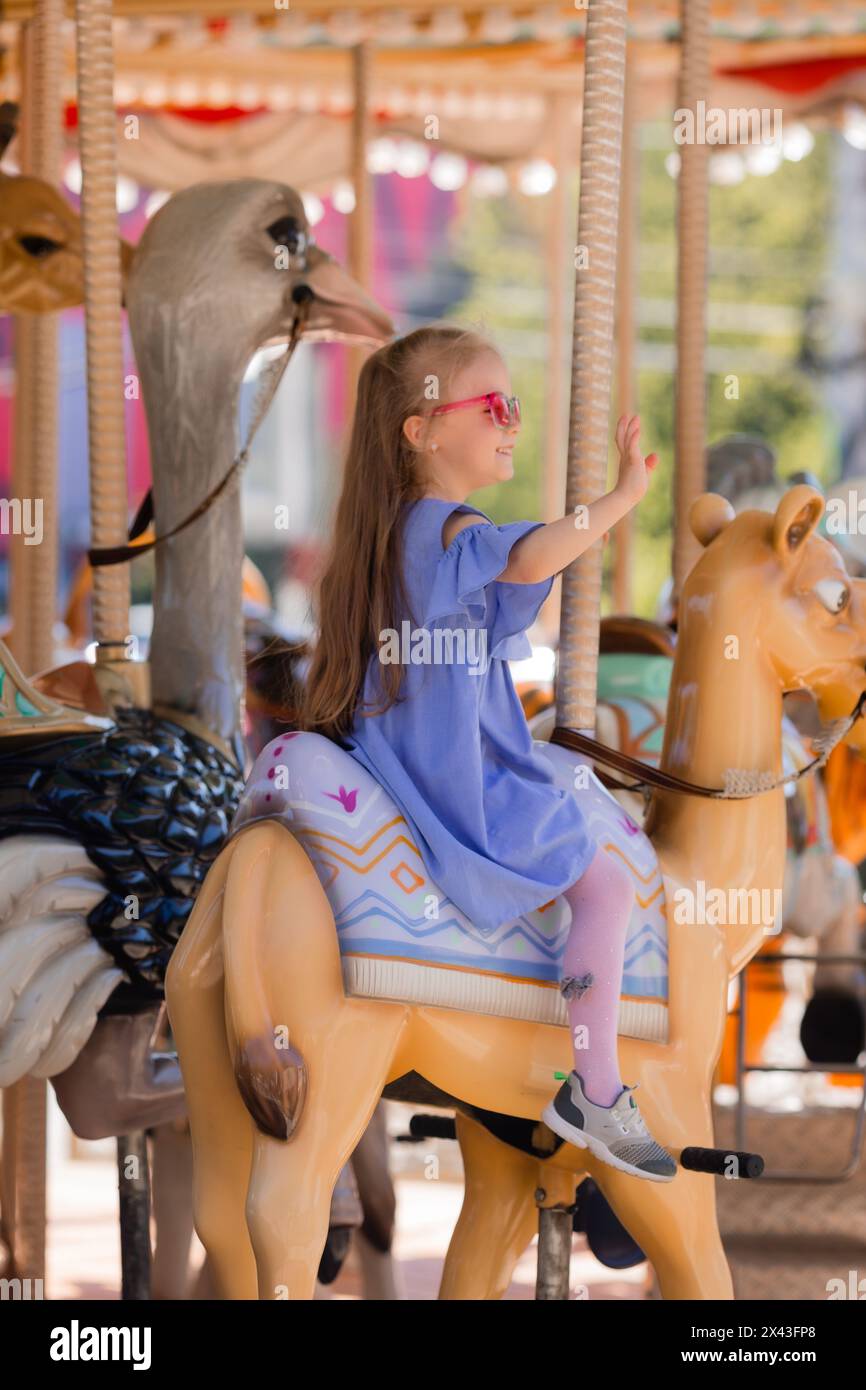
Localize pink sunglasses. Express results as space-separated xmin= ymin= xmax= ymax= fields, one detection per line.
xmin=430 ymin=391 xmax=521 ymax=431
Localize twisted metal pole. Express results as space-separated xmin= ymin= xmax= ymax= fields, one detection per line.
xmin=556 ymin=0 xmax=628 ymax=733
xmin=344 ymin=40 xmax=373 ymax=425
xmin=74 ymin=0 xmax=150 ymax=1298
xmin=672 ymin=0 xmax=711 ymax=593
xmin=9 ymin=2 xmax=63 ymax=676
xmin=2 ymin=0 xmax=64 ymax=1292
xmin=74 ymin=0 xmax=131 ymax=659
xmin=613 ymin=51 xmax=636 ymax=614
xmin=539 ymin=90 xmax=573 ymax=638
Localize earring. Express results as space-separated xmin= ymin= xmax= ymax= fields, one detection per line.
xmin=431 ymin=443 xmax=439 ymax=453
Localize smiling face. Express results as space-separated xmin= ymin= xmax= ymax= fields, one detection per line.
xmin=406 ymin=348 xmax=520 ymax=498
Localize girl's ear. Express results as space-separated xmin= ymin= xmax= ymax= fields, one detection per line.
xmin=402 ymin=414 xmax=427 ymax=452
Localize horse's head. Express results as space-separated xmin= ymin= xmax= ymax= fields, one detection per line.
xmin=687 ymin=484 xmax=866 ymax=756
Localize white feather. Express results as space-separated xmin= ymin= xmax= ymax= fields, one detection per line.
xmin=0 ymin=938 xmax=118 ymax=1086
xmin=0 ymin=833 xmax=121 ymax=1082
xmin=30 ymin=964 xmax=124 ymax=1078
xmin=0 ymin=917 xmax=93 ymax=1027
xmin=0 ymin=834 xmax=104 ymax=919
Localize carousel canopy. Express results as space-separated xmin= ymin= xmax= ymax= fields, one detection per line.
xmin=3 ymin=0 xmax=866 ymax=32
xmin=2 ymin=4 xmax=866 ymax=192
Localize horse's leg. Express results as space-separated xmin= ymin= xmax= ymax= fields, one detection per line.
xmin=212 ymin=822 xmax=408 ymax=1300
xmin=166 ymin=844 xmax=257 ymax=1300
xmin=350 ymin=1101 xmax=400 ymax=1300
xmin=591 ymin=1163 xmax=733 ymax=1299
xmin=440 ymin=1111 xmax=550 ymax=1300
xmin=149 ymin=1120 xmax=195 ymax=1299
xmin=246 ymin=1010 xmax=403 ymax=1301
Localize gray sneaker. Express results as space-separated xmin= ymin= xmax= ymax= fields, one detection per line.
xmin=542 ymin=1070 xmax=677 ymax=1182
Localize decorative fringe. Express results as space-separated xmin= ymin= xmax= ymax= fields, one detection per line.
xmin=722 ymin=769 xmax=777 ymax=798
xmin=811 ymin=715 xmax=850 ymax=759
xmin=719 ymin=706 xmax=860 ymax=800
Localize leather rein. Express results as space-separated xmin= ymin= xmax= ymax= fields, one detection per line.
xmin=551 ymin=688 xmax=866 ymax=801
xmin=88 ymin=286 xmax=313 ymax=569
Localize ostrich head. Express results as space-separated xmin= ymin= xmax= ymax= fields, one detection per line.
xmin=124 ymin=180 xmax=394 ymax=759
xmin=125 ymin=179 xmax=393 ymax=378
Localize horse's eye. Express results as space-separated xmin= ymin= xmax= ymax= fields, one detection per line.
xmin=265 ymin=216 xmax=306 ymax=256
xmin=18 ymin=233 xmax=62 ymax=258
xmin=815 ymin=578 xmax=849 ymax=614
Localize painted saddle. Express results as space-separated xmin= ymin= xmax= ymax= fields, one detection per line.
xmin=229 ymin=731 xmax=670 ymax=1044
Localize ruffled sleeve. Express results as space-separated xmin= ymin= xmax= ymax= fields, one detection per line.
xmin=424 ymin=518 xmax=552 ymax=661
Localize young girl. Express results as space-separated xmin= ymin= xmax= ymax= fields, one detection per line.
xmin=303 ymin=324 xmax=676 ymax=1183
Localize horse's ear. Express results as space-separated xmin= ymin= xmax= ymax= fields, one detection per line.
xmin=690 ymin=493 xmax=735 ymax=547
xmin=772 ymin=485 xmax=824 ymax=559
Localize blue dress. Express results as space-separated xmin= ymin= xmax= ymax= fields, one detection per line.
xmin=343 ymin=497 xmax=596 ymax=933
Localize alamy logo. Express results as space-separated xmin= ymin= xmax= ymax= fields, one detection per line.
xmin=673 ymin=880 xmax=782 ymax=933
xmin=826 ymin=1270 xmax=866 ymax=1299
xmin=0 ymin=1276 xmax=43 ymax=1299
xmin=0 ymin=497 xmax=43 ymax=545
xmin=50 ymin=1320 xmax=152 ymax=1370
xmin=825 ymin=491 xmax=866 ymax=536
xmin=673 ymin=101 xmax=782 ymax=147
xmin=379 ymin=621 xmax=489 ymax=675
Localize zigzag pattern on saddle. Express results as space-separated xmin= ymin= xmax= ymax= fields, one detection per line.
xmin=229 ymin=732 xmax=670 ymax=1043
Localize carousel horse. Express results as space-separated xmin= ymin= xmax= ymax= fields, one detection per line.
xmin=701 ymin=439 xmax=865 ymax=1059
xmin=526 ymin=620 xmax=865 ymax=1073
xmin=0 ymin=179 xmax=394 ymax=1285
xmin=166 ymin=484 xmax=866 ymax=1300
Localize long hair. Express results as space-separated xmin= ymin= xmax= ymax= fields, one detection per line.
xmin=301 ymin=323 xmax=497 ymax=742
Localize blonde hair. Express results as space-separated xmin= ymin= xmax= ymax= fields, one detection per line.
xmin=300 ymin=323 xmax=498 ymax=740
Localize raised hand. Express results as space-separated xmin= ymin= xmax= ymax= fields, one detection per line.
xmin=614 ymin=413 xmax=658 ymax=507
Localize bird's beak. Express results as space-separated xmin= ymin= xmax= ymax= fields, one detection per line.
xmin=297 ymin=244 xmax=393 ymax=346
